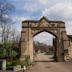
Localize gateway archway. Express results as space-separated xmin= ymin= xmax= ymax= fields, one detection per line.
xmin=20 ymin=16 xmax=69 ymax=62
xmin=33 ymin=31 xmax=56 ymax=62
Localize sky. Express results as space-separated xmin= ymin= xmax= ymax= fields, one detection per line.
xmin=7 ymin=0 xmax=72 ymax=45
xmin=33 ymin=31 xmax=55 ymax=45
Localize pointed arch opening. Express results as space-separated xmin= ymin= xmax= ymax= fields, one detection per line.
xmin=33 ymin=30 xmax=57 ymax=62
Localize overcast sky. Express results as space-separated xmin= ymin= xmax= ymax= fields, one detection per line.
xmin=8 ymin=0 xmax=72 ymax=45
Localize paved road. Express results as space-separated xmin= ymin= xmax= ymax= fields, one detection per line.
xmin=26 ymin=62 xmax=72 ymax=72
xmin=25 ymin=53 xmax=72 ymax=72
xmin=1 ymin=53 xmax=72 ymax=72
xmin=1 ymin=62 xmax=72 ymax=72
xmin=34 ymin=53 xmax=54 ymax=62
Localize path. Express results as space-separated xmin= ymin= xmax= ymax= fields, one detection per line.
xmin=34 ymin=53 xmax=54 ymax=62
xmin=26 ymin=62 xmax=72 ymax=72
xmin=26 ymin=52 xmax=72 ymax=72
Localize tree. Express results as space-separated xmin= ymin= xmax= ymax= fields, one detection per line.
xmin=0 ymin=0 xmax=21 ymax=61
xmin=0 ymin=41 xmax=18 ymax=61
xmin=0 ymin=0 xmax=19 ymax=60
xmin=10 ymin=29 xmax=21 ymax=43
xmin=33 ymin=41 xmax=54 ymax=54
xmin=0 ymin=0 xmax=14 ymax=42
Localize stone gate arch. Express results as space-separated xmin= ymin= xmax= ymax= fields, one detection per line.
xmin=33 ymin=30 xmax=57 ymax=61
xmin=32 ymin=29 xmax=57 ymax=38
xmin=20 ymin=16 xmax=69 ymax=62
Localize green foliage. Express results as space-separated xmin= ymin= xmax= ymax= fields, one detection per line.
xmin=34 ymin=42 xmax=54 ymax=54
xmin=20 ymin=55 xmax=32 ymax=67
xmin=11 ymin=59 xmax=20 ymax=66
xmin=6 ymin=55 xmax=33 ymax=69
xmin=6 ymin=59 xmax=20 ymax=70
xmin=0 ymin=41 xmax=18 ymax=59
xmin=11 ymin=50 xmax=18 ymax=58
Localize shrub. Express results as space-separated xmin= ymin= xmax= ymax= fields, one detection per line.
xmin=6 ymin=59 xmax=20 ymax=68
xmin=20 ymin=55 xmax=32 ymax=67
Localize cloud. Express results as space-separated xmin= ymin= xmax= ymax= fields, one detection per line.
xmin=42 ymin=3 xmax=72 ymax=20
xmin=9 ymin=0 xmax=72 ymax=35
xmin=38 ymin=0 xmax=48 ymax=5
xmin=65 ymin=21 xmax=72 ymax=35
xmin=23 ymin=0 xmax=47 ymax=13
xmin=12 ymin=16 xmax=28 ymax=22
xmin=42 ymin=3 xmax=72 ymax=34
xmin=33 ymin=32 xmax=54 ymax=45
xmin=11 ymin=16 xmax=31 ymax=32
xmin=24 ymin=3 xmax=40 ymax=13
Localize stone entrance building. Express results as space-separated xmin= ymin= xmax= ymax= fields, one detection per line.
xmin=20 ymin=16 xmax=71 ymax=62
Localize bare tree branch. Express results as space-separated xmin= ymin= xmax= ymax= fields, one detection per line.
xmin=0 ymin=0 xmax=14 ymax=42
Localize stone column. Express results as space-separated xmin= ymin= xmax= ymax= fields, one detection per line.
xmin=69 ymin=42 xmax=72 ymax=58
xmin=20 ymin=28 xmax=29 ymax=60
xmin=56 ymin=39 xmax=64 ymax=62
xmin=28 ymin=28 xmax=34 ymax=62
xmin=20 ymin=27 xmax=34 ymax=62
